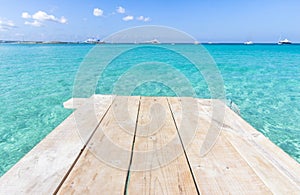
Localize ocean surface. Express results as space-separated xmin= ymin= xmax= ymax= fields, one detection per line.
xmin=0 ymin=44 xmax=299 ymax=176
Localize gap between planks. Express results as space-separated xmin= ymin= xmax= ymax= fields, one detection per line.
xmin=54 ymin=96 xmax=117 ymax=194
xmin=125 ymin=97 xmax=199 ymax=194
xmin=123 ymin=96 xmax=141 ymax=195
xmin=123 ymin=97 xmax=199 ymax=194
xmin=166 ymin=97 xmax=201 ymax=195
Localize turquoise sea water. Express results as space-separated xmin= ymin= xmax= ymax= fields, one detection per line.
xmin=0 ymin=44 xmax=299 ymax=176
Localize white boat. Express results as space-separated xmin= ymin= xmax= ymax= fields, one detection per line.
xmin=244 ymin=41 xmax=253 ymax=45
xmin=278 ymin=38 xmax=292 ymax=45
xmin=84 ymin=38 xmax=105 ymax=44
xmin=145 ymin=39 xmax=160 ymax=44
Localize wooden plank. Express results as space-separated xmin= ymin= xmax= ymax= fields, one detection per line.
xmin=58 ymin=96 xmax=140 ymax=194
xmin=63 ymin=98 xmax=88 ymax=109
xmin=0 ymin=95 xmax=114 ymax=194
xmin=126 ymin=97 xmax=198 ymax=194
xmin=221 ymin=106 xmax=300 ymax=193
xmin=2 ymin=95 xmax=299 ymax=194
xmin=168 ymin=97 xmax=272 ymax=194
xmin=191 ymin=97 xmax=300 ymax=186
xmin=222 ymin=105 xmax=300 ymax=185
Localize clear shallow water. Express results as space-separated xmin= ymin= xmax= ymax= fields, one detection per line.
xmin=0 ymin=44 xmax=93 ymax=175
xmin=205 ymin=45 xmax=300 ymax=162
xmin=0 ymin=44 xmax=299 ymax=176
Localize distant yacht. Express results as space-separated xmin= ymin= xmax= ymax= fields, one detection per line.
xmin=278 ymin=38 xmax=292 ymax=45
xmin=145 ymin=39 xmax=160 ymax=44
xmin=84 ymin=38 xmax=105 ymax=44
xmin=244 ymin=41 xmax=253 ymax=45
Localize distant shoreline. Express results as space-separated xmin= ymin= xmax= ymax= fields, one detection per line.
xmin=1 ymin=41 xmax=300 ymax=45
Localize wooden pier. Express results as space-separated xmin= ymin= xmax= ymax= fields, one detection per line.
xmin=0 ymin=95 xmax=299 ymax=194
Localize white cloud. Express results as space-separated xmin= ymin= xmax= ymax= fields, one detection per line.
xmin=22 ymin=11 xmax=67 ymax=25
xmin=93 ymin=8 xmax=103 ymax=16
xmin=60 ymin=16 xmax=67 ymax=24
xmin=136 ymin=16 xmax=150 ymax=22
xmin=144 ymin=17 xmax=150 ymax=22
xmin=116 ymin=6 xmax=125 ymax=14
xmin=25 ymin=20 xmax=43 ymax=27
xmin=0 ymin=18 xmax=16 ymax=31
xmin=22 ymin=12 xmax=31 ymax=19
xmin=32 ymin=11 xmax=67 ymax=24
xmin=122 ymin=15 xmax=134 ymax=21
xmin=136 ymin=16 xmax=144 ymax=21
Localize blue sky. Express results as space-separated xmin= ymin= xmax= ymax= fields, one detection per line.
xmin=0 ymin=0 xmax=299 ymax=42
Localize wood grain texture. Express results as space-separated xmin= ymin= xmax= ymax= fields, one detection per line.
xmin=168 ymin=97 xmax=272 ymax=194
xmin=126 ymin=97 xmax=198 ymax=195
xmin=0 ymin=95 xmax=114 ymax=194
xmin=1 ymin=96 xmax=299 ymax=195
xmin=222 ymin=105 xmax=300 ymax=188
xmin=58 ymin=96 xmax=140 ymax=194
xmin=222 ymin=105 xmax=300 ymax=193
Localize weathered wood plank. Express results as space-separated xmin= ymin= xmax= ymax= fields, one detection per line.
xmin=1 ymin=95 xmax=299 ymax=194
xmin=168 ymin=97 xmax=272 ymax=194
xmin=0 ymin=95 xmax=114 ymax=194
xmin=126 ymin=97 xmax=198 ymax=195
xmin=63 ymin=98 xmax=88 ymax=109
xmin=58 ymin=96 xmax=140 ymax=194
xmin=221 ymin=105 xmax=300 ymax=193
xmin=222 ymin=105 xmax=300 ymax=185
